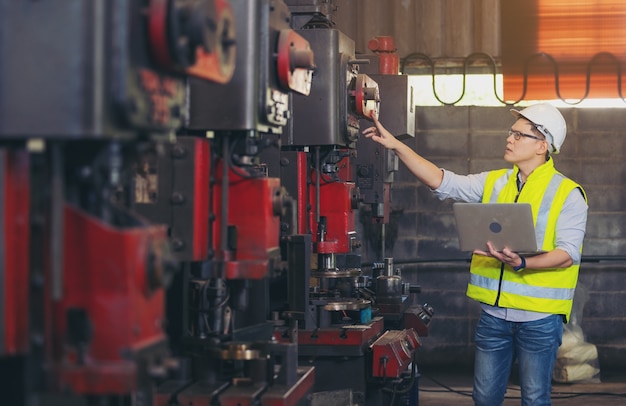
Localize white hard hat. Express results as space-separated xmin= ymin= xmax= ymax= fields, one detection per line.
xmin=510 ymin=103 xmax=566 ymax=154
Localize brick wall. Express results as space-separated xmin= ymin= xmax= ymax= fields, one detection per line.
xmin=358 ymin=106 xmax=626 ymax=371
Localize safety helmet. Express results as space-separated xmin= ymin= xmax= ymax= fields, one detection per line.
xmin=510 ymin=103 xmax=566 ymax=154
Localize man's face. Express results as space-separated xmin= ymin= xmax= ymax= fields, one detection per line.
xmin=504 ymin=118 xmax=547 ymax=164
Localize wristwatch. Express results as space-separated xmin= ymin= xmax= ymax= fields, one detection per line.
xmin=513 ymin=256 xmax=526 ymax=272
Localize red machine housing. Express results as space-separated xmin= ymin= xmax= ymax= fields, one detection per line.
xmin=307 ymin=152 xmax=359 ymax=254
xmin=189 ymin=139 xmax=211 ymax=260
xmin=166 ymin=136 xmax=212 ymax=262
xmin=212 ymin=164 xmax=283 ymax=280
xmin=354 ymin=74 xmax=381 ymax=120
xmin=403 ymin=303 xmax=434 ymax=338
xmin=54 ymin=204 xmax=169 ymax=395
xmin=370 ymin=329 xmax=421 ymax=378
xmin=276 ymin=28 xmax=315 ymax=95
xmin=0 ymin=149 xmax=30 ymax=356
xmin=367 ymin=36 xmax=400 ymax=75
xmin=148 ymin=0 xmax=236 ymax=83
xmin=296 ymin=317 xmax=384 ymax=348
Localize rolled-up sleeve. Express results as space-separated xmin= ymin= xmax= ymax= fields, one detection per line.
xmin=555 ymin=188 xmax=588 ymax=264
xmin=432 ymin=169 xmax=489 ymax=203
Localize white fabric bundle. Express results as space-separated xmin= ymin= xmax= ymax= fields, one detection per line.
xmin=553 ymin=336 xmax=600 ymax=383
xmin=552 ymin=284 xmax=601 ymax=383
xmin=553 ymin=362 xmax=600 ymax=383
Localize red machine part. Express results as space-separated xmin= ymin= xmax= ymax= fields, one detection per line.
xmin=148 ymin=0 xmax=236 ymax=83
xmin=0 ymin=149 xmax=30 ymax=356
xmin=403 ymin=303 xmax=434 ymax=337
xmin=307 ymin=152 xmax=358 ymax=254
xmin=276 ymin=29 xmax=315 ymax=96
xmin=309 ymin=180 xmax=358 ymax=253
xmin=367 ymin=36 xmax=400 ymax=75
xmin=295 ymin=152 xmax=308 ymax=235
xmin=370 ymin=329 xmax=421 ymax=378
xmin=212 ymin=166 xmax=283 ymax=279
xmin=354 ymin=74 xmax=380 ymax=120
xmin=296 ymin=317 xmax=384 ymax=347
xmin=55 ymin=204 xmax=169 ymax=394
xmin=191 ymin=138 xmax=211 ymax=260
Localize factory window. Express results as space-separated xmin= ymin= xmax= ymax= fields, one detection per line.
xmin=411 ymin=74 xmax=502 ymax=106
xmin=501 ymin=0 xmax=626 ymax=103
xmin=411 ymin=74 xmax=626 ymax=108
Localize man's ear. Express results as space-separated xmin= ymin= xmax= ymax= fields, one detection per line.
xmin=537 ymin=140 xmax=549 ymax=156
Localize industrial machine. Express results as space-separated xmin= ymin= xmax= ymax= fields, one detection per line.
xmin=357 ymin=36 xmax=435 ymax=343
xmin=0 ymin=0 xmax=236 ymax=404
xmin=0 ymin=1 xmax=430 ymax=405
xmin=137 ymin=0 xmax=318 ymax=405
xmin=266 ymin=2 xmax=432 ymax=404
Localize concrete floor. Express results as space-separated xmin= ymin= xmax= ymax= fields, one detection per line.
xmin=417 ymin=367 xmax=626 ymax=405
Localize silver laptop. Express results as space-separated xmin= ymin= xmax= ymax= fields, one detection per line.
xmin=453 ymin=202 xmax=546 ymax=255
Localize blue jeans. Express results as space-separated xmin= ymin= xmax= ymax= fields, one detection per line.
xmin=472 ymin=311 xmax=563 ymax=406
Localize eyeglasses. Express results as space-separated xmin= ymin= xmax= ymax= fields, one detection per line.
xmin=508 ymin=129 xmax=545 ymax=142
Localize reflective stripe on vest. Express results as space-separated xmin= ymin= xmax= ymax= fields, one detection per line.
xmin=535 ymin=173 xmax=565 ymax=248
xmin=470 ymin=273 xmax=576 ymax=301
xmin=488 ymin=169 xmax=512 ymax=203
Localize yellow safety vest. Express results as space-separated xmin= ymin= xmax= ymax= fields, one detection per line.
xmin=466 ymin=158 xmax=587 ymax=322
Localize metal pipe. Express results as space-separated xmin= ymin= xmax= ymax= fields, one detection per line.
xmin=363 ymin=255 xmax=626 ymax=268
xmin=315 ymin=146 xmax=320 ymax=224
xmin=50 ymin=144 xmax=64 ymax=300
xmin=221 ymin=139 xmax=229 ymax=256
xmin=381 ymin=223 xmax=386 ymax=259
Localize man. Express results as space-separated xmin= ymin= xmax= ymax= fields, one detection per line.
xmin=363 ymin=103 xmax=588 ymax=406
